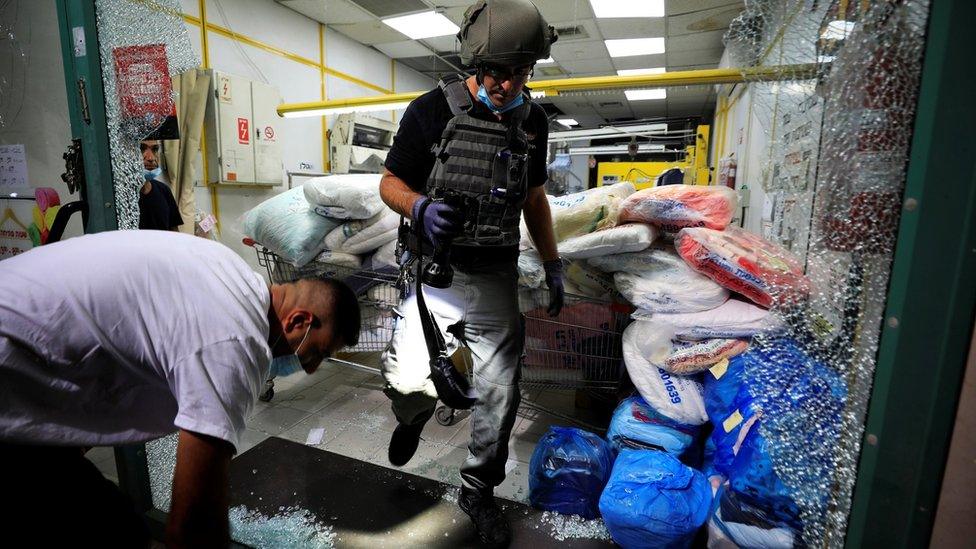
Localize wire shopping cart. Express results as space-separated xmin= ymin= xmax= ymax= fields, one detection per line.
xmin=248 ymin=240 xmax=632 ymax=430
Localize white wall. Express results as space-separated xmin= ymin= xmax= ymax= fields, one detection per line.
xmin=0 ymin=1 xmax=84 ymax=255
xmin=180 ymin=0 xmax=433 ymax=273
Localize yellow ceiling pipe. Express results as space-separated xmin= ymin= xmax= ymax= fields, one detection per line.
xmin=277 ymin=63 xmax=819 ymax=117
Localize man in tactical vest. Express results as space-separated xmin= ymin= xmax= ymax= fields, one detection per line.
xmin=379 ymin=0 xmax=562 ymax=544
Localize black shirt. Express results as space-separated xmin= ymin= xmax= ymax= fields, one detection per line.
xmin=138 ymin=180 xmax=183 ymax=231
xmin=385 ymin=85 xmax=550 ymax=266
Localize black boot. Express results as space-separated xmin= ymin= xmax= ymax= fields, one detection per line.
xmin=388 ymin=421 xmax=424 ymax=466
xmin=458 ymin=486 xmax=512 ymax=547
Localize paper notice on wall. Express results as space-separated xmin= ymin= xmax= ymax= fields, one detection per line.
xmin=0 ymin=144 xmax=29 ymax=191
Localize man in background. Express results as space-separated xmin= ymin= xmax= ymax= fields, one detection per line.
xmin=139 ymin=139 xmax=183 ymax=231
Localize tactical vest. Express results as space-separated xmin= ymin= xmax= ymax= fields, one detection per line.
xmin=424 ymin=74 xmax=531 ymax=248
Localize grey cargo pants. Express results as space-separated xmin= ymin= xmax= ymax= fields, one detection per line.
xmin=381 ymin=260 xmax=523 ymax=491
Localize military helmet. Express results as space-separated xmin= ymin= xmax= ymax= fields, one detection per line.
xmin=457 ymin=0 xmax=558 ymax=68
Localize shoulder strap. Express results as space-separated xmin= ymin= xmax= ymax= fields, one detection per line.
xmin=438 ymin=74 xmax=473 ymax=117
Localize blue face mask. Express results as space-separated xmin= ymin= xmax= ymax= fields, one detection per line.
xmin=144 ymin=167 xmax=162 ymax=181
xmin=269 ymin=324 xmax=312 ymax=378
xmin=477 ymin=85 xmax=525 ymax=114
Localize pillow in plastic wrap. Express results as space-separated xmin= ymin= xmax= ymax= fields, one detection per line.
xmin=324 ymin=208 xmax=399 ymax=254
xmin=618 ymin=184 xmax=737 ymax=231
xmin=607 ymin=396 xmax=700 ymax=457
xmin=708 ymin=485 xmax=797 ymax=549
xmin=566 ymin=261 xmax=616 ymax=299
xmin=609 ymin=248 xmax=729 ymax=313
xmin=599 ymin=449 xmax=712 ymax=549
xmin=559 ymin=223 xmax=659 ymax=259
xmin=303 ymin=174 xmax=385 ymax=220
xmin=369 ymin=238 xmax=399 ymax=270
xmin=548 ymin=182 xmax=636 ymax=241
xmin=518 ymin=250 xmax=546 ymax=289
xmin=634 ymin=298 xmax=783 ymax=341
xmin=664 ymin=339 xmax=750 ymax=375
xmin=528 ymin=426 xmax=615 ymax=519
xmin=622 ymin=320 xmax=708 ymax=425
xmin=312 ymin=249 xmax=362 ymax=269
xmin=675 ymin=226 xmax=810 ymax=308
xmin=241 ymin=186 xmax=341 ymax=266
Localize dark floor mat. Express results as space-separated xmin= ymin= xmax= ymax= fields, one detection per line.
xmin=229 ymin=437 xmax=615 ymax=548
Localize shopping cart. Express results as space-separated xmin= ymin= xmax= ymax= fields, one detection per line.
xmin=248 ymin=240 xmax=632 ymax=431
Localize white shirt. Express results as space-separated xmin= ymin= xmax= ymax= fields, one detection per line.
xmin=0 ymin=230 xmax=271 ymax=452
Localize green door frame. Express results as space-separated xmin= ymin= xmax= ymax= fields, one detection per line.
xmin=845 ymin=0 xmax=976 ymax=546
xmin=55 ymin=0 xmax=117 ymax=233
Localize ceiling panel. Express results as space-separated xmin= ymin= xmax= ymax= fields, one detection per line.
xmin=612 ymin=53 xmax=668 ymax=71
xmin=374 ymin=40 xmax=432 ymax=59
xmin=421 ymin=35 xmax=459 ymax=54
xmin=666 ymin=0 xmax=744 ymax=16
xmin=668 ymin=5 xmax=742 ymax=36
xmin=666 ymin=30 xmax=727 ymax=53
xmin=550 ymin=38 xmax=608 ymax=62
xmin=531 ymin=0 xmax=595 ymax=22
xmin=279 ymin=0 xmax=373 ymax=24
xmin=557 ymin=57 xmax=615 ymax=76
xmin=331 ymin=20 xmax=408 ymax=45
xmin=346 ymin=0 xmax=428 ymax=17
xmin=666 ymin=48 xmax=724 ymax=67
xmin=596 ymin=19 xmax=667 ymax=40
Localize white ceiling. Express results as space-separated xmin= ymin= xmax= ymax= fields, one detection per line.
xmin=276 ymin=0 xmax=744 ymax=127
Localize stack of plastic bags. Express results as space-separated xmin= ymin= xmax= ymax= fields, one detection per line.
xmin=241 ymin=174 xmax=400 ymax=269
xmin=618 ymin=184 xmax=738 ymax=231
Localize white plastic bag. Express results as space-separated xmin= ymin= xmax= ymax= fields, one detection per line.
xmin=312 ymin=249 xmax=362 ymax=269
xmin=241 ymin=186 xmax=341 ymax=267
xmin=622 ymin=320 xmax=708 ymax=425
xmin=548 ymin=182 xmax=636 ymax=241
xmin=518 ymin=249 xmax=546 ymax=289
xmin=324 ymin=208 xmax=399 ymax=254
xmin=634 ymin=298 xmax=784 ymax=340
xmin=558 ymin=223 xmax=659 ymax=259
xmin=607 ymin=248 xmax=729 ymax=313
xmin=303 ymin=174 xmax=385 ymax=220
xmin=369 ymin=238 xmax=398 ymax=270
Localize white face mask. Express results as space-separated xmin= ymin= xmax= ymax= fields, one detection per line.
xmin=269 ymin=324 xmax=312 ymax=378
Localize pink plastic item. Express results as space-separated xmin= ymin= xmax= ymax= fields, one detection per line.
xmin=618 ymin=184 xmax=737 ymax=231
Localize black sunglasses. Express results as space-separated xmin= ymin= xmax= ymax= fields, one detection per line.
xmin=482 ymin=65 xmax=533 ymax=83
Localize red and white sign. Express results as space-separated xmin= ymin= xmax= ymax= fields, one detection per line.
xmin=264 ymin=126 xmax=275 ymax=140
xmin=113 ymin=44 xmax=174 ymax=125
xmin=237 ymin=118 xmax=250 ymax=144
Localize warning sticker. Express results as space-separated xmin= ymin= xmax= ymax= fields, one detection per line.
xmin=709 ymin=358 xmax=730 ymax=380
xmin=218 ymin=75 xmax=232 ymax=103
xmin=237 ymin=118 xmax=250 ymax=144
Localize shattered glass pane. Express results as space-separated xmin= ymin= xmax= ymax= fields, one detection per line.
xmin=0 ymin=1 xmax=29 ymax=129
xmin=94 ymin=0 xmax=198 ymax=229
xmin=723 ymin=0 xmax=930 ymax=545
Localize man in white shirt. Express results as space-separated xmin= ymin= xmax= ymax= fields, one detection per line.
xmin=0 ymin=230 xmax=360 ymax=547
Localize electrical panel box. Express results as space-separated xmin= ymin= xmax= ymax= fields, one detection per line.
xmin=204 ymin=70 xmax=282 ymax=186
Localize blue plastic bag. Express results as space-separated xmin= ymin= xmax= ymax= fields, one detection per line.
xmin=528 ymin=426 xmax=615 ymax=519
xmin=599 ymin=450 xmax=712 ymax=549
xmin=607 ymin=396 xmax=700 ymax=457
xmin=241 ymin=186 xmax=341 ymax=266
xmin=708 ymin=484 xmax=798 ymax=549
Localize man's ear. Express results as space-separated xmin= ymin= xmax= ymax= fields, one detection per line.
xmin=285 ymin=310 xmax=313 ymax=332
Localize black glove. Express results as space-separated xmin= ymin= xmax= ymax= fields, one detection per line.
xmin=543 ymin=259 xmax=565 ymax=317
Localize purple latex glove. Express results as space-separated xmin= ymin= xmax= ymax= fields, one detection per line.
xmin=543 ymin=259 xmax=565 ymax=317
xmin=412 ymin=197 xmax=463 ymax=244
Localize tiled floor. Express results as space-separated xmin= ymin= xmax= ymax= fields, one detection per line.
xmin=86 ymin=353 xmax=600 ymax=506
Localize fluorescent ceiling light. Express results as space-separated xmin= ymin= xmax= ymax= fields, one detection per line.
xmin=590 ymin=0 xmax=664 ymax=18
xmin=617 ymin=67 xmax=666 ymax=76
xmin=556 ymin=118 xmax=579 ymax=128
xmin=382 ymin=11 xmax=460 ymax=40
xmin=568 ymin=144 xmax=667 ymax=155
xmin=549 ymin=122 xmax=669 ymax=142
xmin=821 ymin=20 xmax=856 ymax=40
xmin=536 ymin=57 xmax=555 ymax=64
xmin=529 ymin=90 xmax=546 ymax=99
xmin=282 ymin=101 xmax=413 ymax=118
xmin=605 ymin=37 xmax=665 ymax=58
xmin=625 ymin=88 xmax=667 ymax=101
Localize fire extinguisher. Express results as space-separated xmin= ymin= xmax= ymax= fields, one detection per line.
xmin=718 ymin=153 xmax=737 ymax=189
